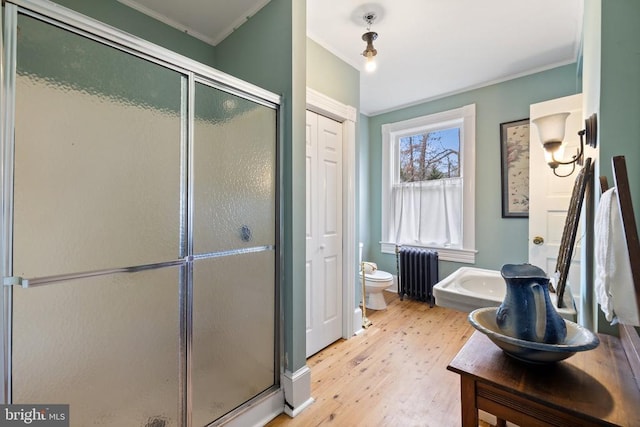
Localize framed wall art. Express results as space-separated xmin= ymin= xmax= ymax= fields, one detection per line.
xmin=500 ymin=118 xmax=530 ymax=218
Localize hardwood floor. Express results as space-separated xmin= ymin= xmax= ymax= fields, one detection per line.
xmin=266 ymin=292 xmax=476 ymax=427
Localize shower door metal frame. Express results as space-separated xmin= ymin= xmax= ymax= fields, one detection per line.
xmin=0 ymin=1 xmax=283 ymax=425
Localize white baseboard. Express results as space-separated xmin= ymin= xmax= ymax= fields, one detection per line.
xmin=281 ymin=365 xmax=314 ymax=417
xmin=224 ymin=389 xmax=284 ymax=427
xmin=284 ymin=395 xmax=314 ymax=417
xmin=353 ymin=307 xmax=364 ymax=335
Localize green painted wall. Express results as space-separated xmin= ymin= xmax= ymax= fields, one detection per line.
xmin=359 ymin=114 xmax=371 ymax=255
xmin=356 ymin=114 xmax=370 ymax=307
xmin=215 ymin=0 xmax=307 ymax=373
xmin=583 ymin=0 xmax=640 ymax=333
xmin=366 ymin=64 xmax=580 ymax=278
xmin=599 ymin=0 xmax=640 ymax=227
xmin=49 ymin=0 xmax=215 ymax=67
xmin=306 ymin=38 xmax=359 ymax=108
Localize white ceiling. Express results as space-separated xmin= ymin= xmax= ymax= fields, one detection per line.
xmin=119 ymin=0 xmax=584 ymax=116
xmin=117 ymin=0 xmax=272 ymax=46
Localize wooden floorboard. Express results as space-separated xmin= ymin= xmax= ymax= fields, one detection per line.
xmin=266 ymin=292 xmax=476 ymax=427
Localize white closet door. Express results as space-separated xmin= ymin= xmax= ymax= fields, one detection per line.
xmin=306 ymin=110 xmax=343 ymax=357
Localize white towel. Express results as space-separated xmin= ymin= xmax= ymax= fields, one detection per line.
xmin=594 ymin=188 xmax=640 ymax=326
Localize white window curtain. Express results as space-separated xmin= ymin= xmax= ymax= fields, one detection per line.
xmin=390 ymin=177 xmax=462 ymax=248
xmin=381 ymin=103 xmax=475 ymax=263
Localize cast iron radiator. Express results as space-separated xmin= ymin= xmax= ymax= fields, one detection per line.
xmin=396 ymin=246 xmax=438 ymax=307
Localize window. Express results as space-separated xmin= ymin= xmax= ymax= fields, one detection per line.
xmin=381 ymin=104 xmax=476 ymax=263
xmin=399 ymin=128 xmax=460 ymax=182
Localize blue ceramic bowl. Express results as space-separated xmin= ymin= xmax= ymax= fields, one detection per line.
xmin=469 ymin=307 xmax=600 ymax=363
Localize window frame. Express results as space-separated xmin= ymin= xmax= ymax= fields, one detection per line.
xmin=381 ymin=104 xmax=476 ymax=263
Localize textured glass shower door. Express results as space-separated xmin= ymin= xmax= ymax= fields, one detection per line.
xmin=191 ymin=82 xmax=277 ymax=425
xmin=10 ymin=12 xmax=185 ymax=426
xmin=4 ymin=5 xmax=279 ymax=426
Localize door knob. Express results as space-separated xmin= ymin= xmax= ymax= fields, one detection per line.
xmin=320 ymin=244 xmax=326 ymax=250
xmin=532 ymin=236 xmax=544 ymax=245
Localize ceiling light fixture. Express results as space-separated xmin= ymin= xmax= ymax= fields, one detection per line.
xmin=362 ymin=12 xmax=378 ymax=73
xmin=532 ymin=112 xmax=598 ymax=178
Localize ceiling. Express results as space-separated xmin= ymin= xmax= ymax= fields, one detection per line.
xmin=117 ymin=0 xmax=272 ymax=46
xmin=119 ymin=0 xmax=584 ymax=116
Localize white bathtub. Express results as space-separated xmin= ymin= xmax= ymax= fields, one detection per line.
xmin=433 ymin=267 xmax=577 ymax=322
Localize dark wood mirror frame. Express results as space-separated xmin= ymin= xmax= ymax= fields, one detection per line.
xmin=553 ymin=157 xmax=593 ymax=307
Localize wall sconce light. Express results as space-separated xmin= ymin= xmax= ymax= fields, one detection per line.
xmin=362 ymin=13 xmax=378 ymax=73
xmin=532 ymin=112 xmax=597 ymax=177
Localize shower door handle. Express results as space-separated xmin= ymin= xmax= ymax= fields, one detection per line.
xmin=2 ymin=259 xmax=186 ymax=289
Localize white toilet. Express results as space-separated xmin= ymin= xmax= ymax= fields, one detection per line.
xmin=359 ymin=243 xmax=394 ymax=310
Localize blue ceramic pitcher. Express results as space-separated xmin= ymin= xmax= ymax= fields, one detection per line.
xmin=496 ymin=264 xmax=567 ymax=344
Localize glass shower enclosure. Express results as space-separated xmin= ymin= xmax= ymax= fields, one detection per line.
xmin=1 ymin=1 xmax=280 ymax=426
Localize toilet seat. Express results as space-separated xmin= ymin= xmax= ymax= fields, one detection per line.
xmin=360 ymin=270 xmax=393 ymax=283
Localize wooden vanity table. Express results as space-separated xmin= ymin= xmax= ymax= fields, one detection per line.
xmin=447 ymin=331 xmax=640 ymax=426
xmin=447 ymin=156 xmax=640 ymax=426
